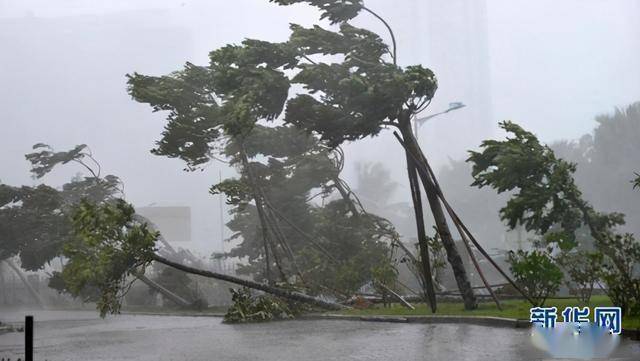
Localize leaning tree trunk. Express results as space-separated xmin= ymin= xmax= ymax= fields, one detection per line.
xmin=404 ymin=154 xmax=438 ymax=313
xmin=398 ymin=119 xmax=477 ymax=310
xmin=151 ymin=254 xmax=347 ymax=311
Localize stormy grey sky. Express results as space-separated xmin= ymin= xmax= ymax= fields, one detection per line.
xmin=1 ymin=0 xmax=639 ymax=255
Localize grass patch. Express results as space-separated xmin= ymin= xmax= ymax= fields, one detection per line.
xmin=340 ymin=296 xmax=640 ymax=330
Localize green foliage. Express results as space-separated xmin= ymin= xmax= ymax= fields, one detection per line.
xmin=210 ymin=179 xmax=253 ymax=207
xmin=425 ymin=231 xmax=447 ymax=286
xmin=556 ymin=250 xmax=603 ymax=304
xmin=597 ymin=233 xmax=640 ymax=316
xmin=469 ymin=121 xmax=640 ymax=314
xmin=270 ymin=0 xmax=364 ymax=24
xmin=126 ymin=40 xmax=298 ymax=169
xmin=300 ymin=200 xmax=397 ymax=295
xmin=25 ymin=143 xmax=90 ymax=178
xmin=223 ymin=287 xmax=295 ymax=323
xmin=0 ymin=144 xmax=122 ymax=271
xmin=62 ymin=199 xmax=158 ymax=317
xmin=507 ymin=249 xmax=563 ymax=306
xmin=285 ymin=21 xmax=437 ymax=146
xmin=468 ymin=121 xmax=590 ymax=237
xmin=551 ymin=102 xmax=640 ymax=238
xmin=468 ymin=121 xmax=627 ymax=248
xmin=128 ymin=3 xmax=401 ymax=298
xmin=0 ymin=184 xmax=68 ymax=268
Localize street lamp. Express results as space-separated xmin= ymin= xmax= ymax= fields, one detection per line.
xmin=413 ymin=102 xmax=466 ymax=140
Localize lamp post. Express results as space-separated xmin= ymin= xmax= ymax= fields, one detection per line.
xmin=413 ymin=102 xmax=466 ymax=140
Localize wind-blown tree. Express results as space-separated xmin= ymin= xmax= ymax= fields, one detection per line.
xmin=0 ymin=144 xmax=124 ymax=307
xmin=126 ymin=0 xmax=483 ymax=310
xmin=213 ymin=126 xmax=397 ymax=295
xmin=551 ymin=102 xmax=640 ymax=238
xmin=0 ymin=144 xmax=122 ymax=271
xmin=468 ymin=121 xmax=640 ymax=314
xmin=126 ymin=27 xmax=399 ymax=301
xmin=268 ymin=0 xmax=478 ymax=310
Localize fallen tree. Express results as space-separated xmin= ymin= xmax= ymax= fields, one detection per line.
xmin=61 ymin=198 xmax=347 ymax=316
xmin=152 ymin=255 xmax=345 ymax=310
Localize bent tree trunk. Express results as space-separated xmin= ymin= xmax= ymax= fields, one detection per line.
xmin=151 ymin=254 xmax=347 ymax=311
xmin=398 ymin=120 xmax=477 ymax=310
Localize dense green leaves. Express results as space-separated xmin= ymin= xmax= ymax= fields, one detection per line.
xmin=284 ymin=22 xmax=437 ymax=146
xmin=62 ymin=199 xmax=158 ymax=317
xmin=270 ymin=0 xmax=364 ymax=24
xmin=26 ymin=144 xmax=90 ymax=178
xmin=470 ymin=121 xmax=640 ymax=314
xmin=0 ymin=184 xmax=68 ymax=269
xmin=550 ymin=102 xmax=640 ymax=237
xmin=468 ymin=121 xmax=621 ymax=239
xmin=0 ymin=144 xmax=123 ymax=271
xmin=557 ymin=250 xmax=603 ymax=304
xmin=223 ymin=287 xmax=298 ymax=323
xmin=127 ymin=40 xmax=297 ymax=169
xmin=126 ymin=3 xmax=405 ymax=298
xmin=507 ymin=249 xmax=563 ymax=307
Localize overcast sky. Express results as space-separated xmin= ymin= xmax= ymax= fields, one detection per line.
xmin=1 ymin=0 xmax=639 ymax=255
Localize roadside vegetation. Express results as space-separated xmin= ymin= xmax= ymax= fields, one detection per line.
xmin=341 ymin=297 xmax=640 ymax=330
xmin=1 ymin=0 xmax=639 ymax=329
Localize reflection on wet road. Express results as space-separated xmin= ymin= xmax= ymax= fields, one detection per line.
xmin=0 ymin=310 xmax=638 ymax=360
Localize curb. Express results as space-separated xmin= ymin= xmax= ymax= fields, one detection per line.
xmin=118 ymin=311 xmax=640 ymax=340
xmin=299 ymin=314 xmax=531 ymax=329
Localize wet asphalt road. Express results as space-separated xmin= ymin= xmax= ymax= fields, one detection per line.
xmin=0 ymin=310 xmax=638 ymax=361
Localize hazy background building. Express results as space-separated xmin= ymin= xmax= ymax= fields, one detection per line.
xmin=136 ymin=206 xmax=192 ymax=245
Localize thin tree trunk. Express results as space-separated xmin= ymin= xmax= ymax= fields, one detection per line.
xmin=398 ymin=120 xmax=478 ymax=310
xmin=405 ymin=154 xmax=438 ymax=313
xmin=393 ymin=130 xmax=534 ymax=305
xmin=151 ymin=254 xmax=347 ymax=310
xmin=3 ymin=260 xmax=45 ymax=308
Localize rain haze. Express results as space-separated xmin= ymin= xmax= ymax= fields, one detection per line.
xmin=2 ymin=0 xmax=638 ymax=254
xmin=1 ymin=1 xmax=640 ymax=360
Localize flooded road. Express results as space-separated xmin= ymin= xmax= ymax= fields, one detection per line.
xmin=0 ymin=310 xmax=638 ymax=360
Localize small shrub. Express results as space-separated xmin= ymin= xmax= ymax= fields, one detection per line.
xmin=223 ymin=287 xmax=295 ymax=323
xmin=557 ymin=250 xmax=603 ymax=305
xmin=507 ymin=249 xmax=563 ymax=306
xmin=597 ymin=233 xmax=640 ymax=316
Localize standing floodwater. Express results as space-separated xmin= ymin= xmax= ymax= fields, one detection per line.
xmin=1 ymin=311 xmax=639 ymax=361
